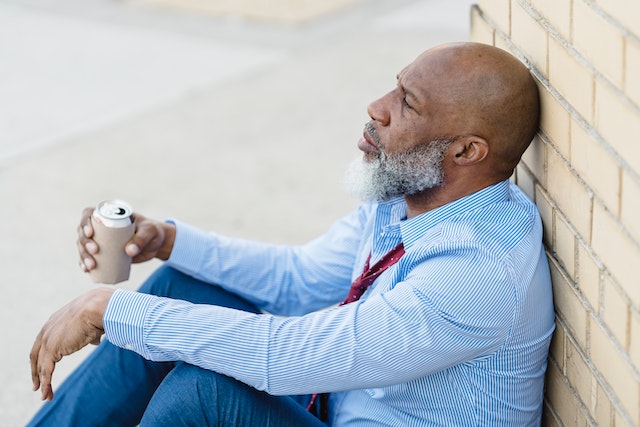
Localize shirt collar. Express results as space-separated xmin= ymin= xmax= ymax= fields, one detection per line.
xmin=399 ymin=180 xmax=511 ymax=249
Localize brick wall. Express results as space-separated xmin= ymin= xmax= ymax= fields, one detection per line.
xmin=470 ymin=1 xmax=640 ymax=425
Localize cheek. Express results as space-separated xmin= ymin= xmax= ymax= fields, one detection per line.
xmin=398 ymin=123 xmax=429 ymax=149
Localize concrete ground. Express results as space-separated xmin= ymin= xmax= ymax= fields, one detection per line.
xmin=0 ymin=0 xmax=472 ymax=424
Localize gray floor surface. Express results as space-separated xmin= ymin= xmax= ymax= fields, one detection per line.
xmin=0 ymin=0 xmax=473 ymax=423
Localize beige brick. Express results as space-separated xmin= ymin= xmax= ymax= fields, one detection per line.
xmin=531 ymin=0 xmax=571 ymax=41
xmin=542 ymin=403 xmax=562 ymax=427
xmin=516 ymin=163 xmax=535 ymax=202
xmin=547 ymin=148 xmax=593 ymax=242
xmin=566 ymin=339 xmax=593 ymax=410
xmin=550 ymin=258 xmax=588 ymax=348
xmin=577 ymin=240 xmax=601 ymax=312
xmin=545 ymin=360 xmax=589 ymax=427
xmin=595 ymin=80 xmax=640 ymax=162
xmin=594 ymin=381 xmax=613 ymax=426
xmin=512 ymin=2 xmax=548 ymax=75
xmin=522 ymin=135 xmax=547 ymax=186
xmin=621 ymin=172 xmax=640 ymax=244
xmin=590 ymin=318 xmax=640 ymax=424
xmin=549 ymin=37 xmax=595 ymax=123
xmin=613 ymin=409 xmax=634 ymax=427
xmin=592 ymin=203 xmax=640 ymax=307
xmin=630 ymin=312 xmax=640 ymax=371
xmin=573 ymin=0 xmax=624 ymax=88
xmin=540 ymin=88 xmax=571 ymax=158
xmin=602 ymin=274 xmax=630 ymax=348
xmin=470 ymin=6 xmax=495 ymax=46
xmin=555 ymin=212 xmax=576 ymax=279
xmin=478 ymin=0 xmax=510 ymax=36
xmin=537 ymin=185 xmax=554 ymax=247
xmin=626 ymin=39 xmax=640 ymax=107
xmin=570 ymin=119 xmax=621 ymax=216
xmin=494 ymin=34 xmax=510 ymax=53
xmin=597 ymin=0 xmax=640 ymax=40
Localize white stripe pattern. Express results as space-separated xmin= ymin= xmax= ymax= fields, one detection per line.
xmin=104 ymin=181 xmax=555 ymax=426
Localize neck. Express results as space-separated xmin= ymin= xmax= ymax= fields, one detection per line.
xmin=403 ymin=188 xmax=450 ymax=219
xmin=403 ymin=179 xmax=500 ymax=218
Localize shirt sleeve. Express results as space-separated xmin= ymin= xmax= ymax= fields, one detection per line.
xmin=103 ymin=245 xmax=517 ymax=397
xmin=164 ymin=205 xmax=371 ymax=316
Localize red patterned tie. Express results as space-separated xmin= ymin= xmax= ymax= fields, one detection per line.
xmin=306 ymin=242 xmax=405 ymax=421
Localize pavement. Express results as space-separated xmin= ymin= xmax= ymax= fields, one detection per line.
xmin=0 ymin=0 xmax=473 ymax=424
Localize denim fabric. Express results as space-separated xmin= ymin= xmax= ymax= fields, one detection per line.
xmin=28 ymin=266 xmax=324 ymax=427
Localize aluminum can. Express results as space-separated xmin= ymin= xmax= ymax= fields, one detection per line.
xmin=94 ymin=200 xmax=133 ymax=228
xmin=89 ymin=200 xmax=135 ymax=284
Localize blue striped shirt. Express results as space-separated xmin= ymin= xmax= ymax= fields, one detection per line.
xmin=104 ymin=181 xmax=555 ymax=426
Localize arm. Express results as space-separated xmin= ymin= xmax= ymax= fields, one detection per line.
xmin=79 ymin=206 xmax=369 ymax=315
xmin=31 ymin=236 xmax=521 ymax=400
xmin=165 ymin=206 xmax=368 ymax=315
xmin=102 ymin=248 xmax=517 ymax=396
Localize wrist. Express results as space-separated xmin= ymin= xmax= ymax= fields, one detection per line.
xmin=157 ymin=222 xmax=176 ymax=261
xmin=86 ymin=287 xmax=115 ymax=330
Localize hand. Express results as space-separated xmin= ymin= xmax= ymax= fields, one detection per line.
xmin=78 ymin=208 xmax=176 ymax=272
xmin=30 ymin=287 xmax=115 ymax=401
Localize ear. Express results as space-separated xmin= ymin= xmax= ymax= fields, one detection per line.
xmin=450 ymin=135 xmax=489 ymax=166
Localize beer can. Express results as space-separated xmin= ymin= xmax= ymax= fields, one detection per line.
xmin=89 ymin=200 xmax=135 ymax=284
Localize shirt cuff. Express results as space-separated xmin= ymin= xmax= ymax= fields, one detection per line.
xmin=103 ymin=288 xmax=156 ymax=359
xmin=165 ymin=219 xmax=214 ymax=274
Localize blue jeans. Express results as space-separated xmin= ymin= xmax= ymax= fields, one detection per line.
xmin=28 ymin=266 xmax=327 ymax=427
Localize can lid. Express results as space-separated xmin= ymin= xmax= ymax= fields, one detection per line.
xmin=94 ymin=200 xmax=133 ymax=228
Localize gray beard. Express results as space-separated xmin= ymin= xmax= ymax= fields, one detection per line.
xmin=344 ymin=138 xmax=453 ymax=202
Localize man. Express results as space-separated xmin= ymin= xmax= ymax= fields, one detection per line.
xmin=29 ymin=42 xmax=554 ymax=426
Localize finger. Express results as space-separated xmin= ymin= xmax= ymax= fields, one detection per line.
xmin=37 ymin=350 xmax=56 ymax=401
xmin=129 ymin=232 xmax=165 ymax=263
xmin=77 ymin=208 xmax=98 ymax=271
xmin=80 ymin=207 xmax=95 ymax=238
xmin=29 ymin=335 xmax=42 ymax=391
xmin=125 ymin=242 xmax=142 ymax=258
xmin=41 ymin=382 xmax=54 ymax=401
xmin=127 ymin=221 xmax=159 ymax=258
xmin=90 ymin=333 xmax=103 ymax=346
xmin=76 ymin=238 xmax=96 ymax=271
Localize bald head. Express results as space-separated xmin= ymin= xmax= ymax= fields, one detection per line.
xmin=362 ymin=42 xmax=541 ymax=213
xmin=410 ymin=42 xmax=540 ymax=177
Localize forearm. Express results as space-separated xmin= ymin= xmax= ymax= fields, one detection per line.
xmin=102 ymin=277 xmax=513 ymax=397
xmin=166 ymin=219 xmax=360 ymax=315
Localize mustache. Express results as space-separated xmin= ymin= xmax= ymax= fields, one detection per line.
xmin=364 ymin=121 xmax=381 ymax=149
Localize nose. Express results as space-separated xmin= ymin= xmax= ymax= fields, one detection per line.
xmin=367 ymin=94 xmax=391 ymax=126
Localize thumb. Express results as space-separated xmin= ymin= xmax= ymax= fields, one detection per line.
xmin=126 ymin=222 xmax=155 ymax=256
xmin=125 ymin=242 xmax=141 ymax=257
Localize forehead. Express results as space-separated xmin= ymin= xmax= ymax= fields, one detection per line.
xmin=396 ymin=55 xmax=438 ymax=104
xmin=397 ymin=50 xmax=465 ymax=104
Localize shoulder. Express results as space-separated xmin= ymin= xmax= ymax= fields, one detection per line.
xmin=440 ymin=183 xmax=540 ymax=257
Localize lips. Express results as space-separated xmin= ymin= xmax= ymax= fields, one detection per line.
xmin=358 ymin=136 xmax=378 ymax=153
xmin=358 ymin=126 xmax=380 ymax=154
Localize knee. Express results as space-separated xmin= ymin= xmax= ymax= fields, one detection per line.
xmin=137 ymin=265 xmax=260 ymax=311
xmin=137 ymin=265 xmax=190 ymax=297
xmin=140 ymin=364 xmax=222 ymax=426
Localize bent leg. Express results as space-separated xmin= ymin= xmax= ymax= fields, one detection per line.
xmin=140 ymin=363 xmax=326 ymax=427
xmin=28 ymin=266 xmax=260 ymax=427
